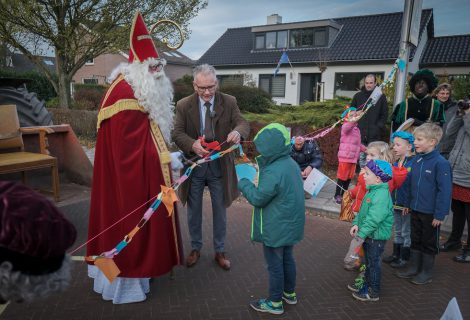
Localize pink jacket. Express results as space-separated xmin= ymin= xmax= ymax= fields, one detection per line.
xmin=338 ymin=121 xmax=366 ymax=163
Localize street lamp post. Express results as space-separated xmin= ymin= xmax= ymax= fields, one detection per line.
xmin=393 ymin=0 xmax=423 ymax=108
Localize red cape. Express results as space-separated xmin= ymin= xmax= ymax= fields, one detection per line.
xmin=86 ymin=77 xmax=183 ymax=277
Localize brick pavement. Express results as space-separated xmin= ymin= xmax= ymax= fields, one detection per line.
xmin=2 ymin=196 xmax=469 ymax=320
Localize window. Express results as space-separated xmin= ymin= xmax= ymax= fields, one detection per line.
xmin=85 ymin=58 xmax=94 ymax=65
xmin=290 ymin=28 xmax=313 ymax=48
xmin=255 ymin=30 xmax=288 ymax=50
xmin=266 ymin=32 xmax=277 ymax=49
xmin=276 ymin=31 xmax=287 ymax=49
xmin=256 ymin=28 xmax=326 ymax=50
xmin=217 ymin=74 xmax=244 ymax=87
xmin=255 ymin=35 xmax=265 ymax=49
xmin=334 ymin=72 xmax=384 ymax=98
xmin=259 ymin=74 xmax=286 ymax=97
xmin=83 ymin=78 xmax=98 ymax=84
xmin=289 ymin=28 xmax=327 ymax=48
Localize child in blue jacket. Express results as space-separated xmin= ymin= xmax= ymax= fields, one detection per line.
xmin=383 ymin=131 xmax=416 ymax=268
xmin=397 ymin=123 xmax=452 ymax=284
xmin=238 ymin=123 xmax=305 ymax=315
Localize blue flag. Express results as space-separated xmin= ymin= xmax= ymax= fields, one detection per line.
xmin=274 ymin=52 xmax=289 ymax=76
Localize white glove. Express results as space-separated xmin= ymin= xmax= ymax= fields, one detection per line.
xmin=171 ymin=151 xmax=183 ymax=170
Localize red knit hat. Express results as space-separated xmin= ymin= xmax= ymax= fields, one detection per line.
xmin=0 ymin=181 xmax=77 ymax=275
xmin=128 ymin=12 xmax=160 ymax=63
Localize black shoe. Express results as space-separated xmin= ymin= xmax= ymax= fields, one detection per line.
xmin=390 ymin=259 xmax=407 ymax=268
xmin=440 ymin=241 xmax=461 ymax=252
xmin=391 ymin=247 xmax=410 ymax=268
xmin=383 ymin=243 xmax=401 ymax=264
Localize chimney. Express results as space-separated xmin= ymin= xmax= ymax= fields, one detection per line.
xmin=267 ymin=14 xmax=282 ymax=25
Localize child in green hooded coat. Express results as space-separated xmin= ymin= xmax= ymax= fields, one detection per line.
xmin=238 ymin=123 xmax=305 ymax=315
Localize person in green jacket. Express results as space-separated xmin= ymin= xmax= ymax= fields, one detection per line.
xmin=238 ymin=123 xmax=305 ymax=315
xmin=348 ymin=159 xmax=393 ymax=302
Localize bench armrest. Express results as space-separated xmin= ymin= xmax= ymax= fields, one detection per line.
xmin=19 ymin=127 xmax=54 ymax=154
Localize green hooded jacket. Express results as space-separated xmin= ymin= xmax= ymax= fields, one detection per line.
xmin=238 ymin=123 xmax=305 ymax=247
xmin=353 ymin=182 xmax=393 ymax=240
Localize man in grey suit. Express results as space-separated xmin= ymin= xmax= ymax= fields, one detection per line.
xmin=172 ymin=64 xmax=249 ymax=270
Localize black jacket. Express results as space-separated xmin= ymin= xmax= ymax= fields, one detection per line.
xmin=290 ymin=140 xmax=323 ymax=171
xmin=391 ymin=95 xmax=445 ymax=131
xmin=351 ymin=88 xmax=388 ymax=144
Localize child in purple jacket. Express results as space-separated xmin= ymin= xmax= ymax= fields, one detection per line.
xmin=334 ymin=107 xmax=367 ymax=204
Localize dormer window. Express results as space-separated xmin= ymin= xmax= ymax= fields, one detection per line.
xmin=252 ymin=17 xmax=340 ymax=51
xmin=255 ymin=30 xmax=288 ymax=49
xmin=290 ymin=28 xmax=326 ymax=48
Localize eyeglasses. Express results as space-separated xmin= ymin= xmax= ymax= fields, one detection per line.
xmin=195 ymin=84 xmax=216 ymax=92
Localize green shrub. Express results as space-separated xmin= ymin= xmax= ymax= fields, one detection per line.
xmin=172 ymin=76 xmax=274 ymax=113
xmin=220 ymin=85 xmax=273 ymax=113
xmin=173 ymin=74 xmax=194 ymax=103
xmin=452 ymin=74 xmax=470 ymax=100
xmin=49 ymin=108 xmax=97 ymax=138
xmin=73 ymin=84 xmax=107 ymax=110
xmin=0 ymin=68 xmax=57 ymax=101
xmin=46 ymin=96 xmax=60 ymax=108
xmin=243 ymin=98 xmax=350 ymax=127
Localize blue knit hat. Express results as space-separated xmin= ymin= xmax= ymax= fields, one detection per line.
xmin=341 ymin=106 xmax=356 ymax=119
xmin=366 ymin=159 xmax=393 ymax=182
xmin=392 ymin=131 xmax=415 ymax=151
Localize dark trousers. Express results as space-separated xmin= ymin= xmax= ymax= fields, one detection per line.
xmin=448 ymin=199 xmax=470 ymax=245
xmin=187 ymin=160 xmax=226 ymax=253
xmin=364 ymin=238 xmax=386 ymax=295
xmin=335 ymin=179 xmax=351 ymax=197
xmin=411 ymin=211 xmax=440 ymax=255
xmin=263 ymin=245 xmax=296 ymax=302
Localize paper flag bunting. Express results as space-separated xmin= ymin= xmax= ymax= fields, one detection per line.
xmin=95 ymin=257 xmax=121 ymax=283
xmin=161 ymin=185 xmax=178 ymax=217
xmin=397 ymin=59 xmax=406 ymax=72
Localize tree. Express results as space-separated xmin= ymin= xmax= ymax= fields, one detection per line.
xmin=452 ymin=74 xmax=470 ymax=100
xmin=0 ymin=0 xmax=207 ymax=108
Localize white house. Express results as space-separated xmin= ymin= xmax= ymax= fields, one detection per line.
xmin=198 ymin=9 xmax=470 ymax=105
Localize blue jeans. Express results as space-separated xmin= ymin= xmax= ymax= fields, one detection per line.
xmin=363 ymin=238 xmax=386 ymax=295
xmin=393 ymin=209 xmax=411 ymax=247
xmin=263 ymin=245 xmax=296 ymax=302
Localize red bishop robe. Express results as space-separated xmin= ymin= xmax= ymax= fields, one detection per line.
xmin=86 ymin=75 xmax=183 ymax=277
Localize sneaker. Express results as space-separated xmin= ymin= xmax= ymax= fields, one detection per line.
xmin=250 ymin=299 xmax=284 ymax=315
xmin=352 ymin=287 xmax=379 ymax=302
xmin=282 ymin=291 xmax=297 ymax=305
xmin=347 ymin=276 xmax=365 ymax=293
xmin=453 ymin=248 xmax=470 ymax=263
xmin=334 ymin=195 xmax=342 ymax=204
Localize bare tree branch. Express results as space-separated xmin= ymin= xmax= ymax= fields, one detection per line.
xmin=0 ymin=0 xmax=207 ymax=108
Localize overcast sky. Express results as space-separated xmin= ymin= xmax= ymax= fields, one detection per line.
xmin=178 ymin=0 xmax=470 ymax=60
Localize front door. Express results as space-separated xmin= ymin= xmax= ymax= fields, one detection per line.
xmin=299 ymin=73 xmax=321 ymax=103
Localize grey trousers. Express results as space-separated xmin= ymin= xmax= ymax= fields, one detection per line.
xmin=187 ymin=161 xmax=226 ymax=253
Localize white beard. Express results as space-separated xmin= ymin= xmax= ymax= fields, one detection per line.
xmin=108 ymin=58 xmax=174 ymax=144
